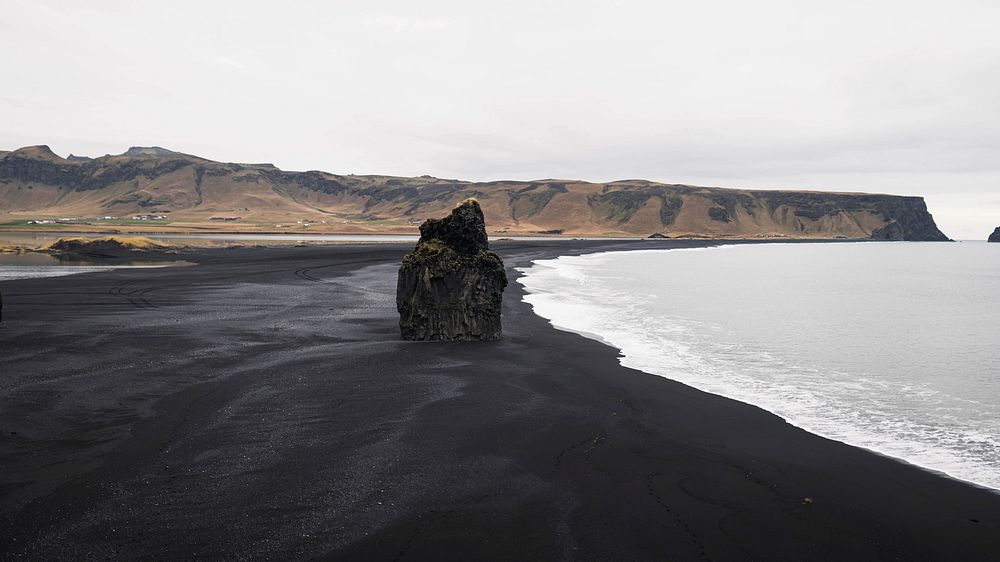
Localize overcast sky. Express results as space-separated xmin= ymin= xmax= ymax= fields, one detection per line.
xmin=3 ymin=1 xmax=999 ymax=238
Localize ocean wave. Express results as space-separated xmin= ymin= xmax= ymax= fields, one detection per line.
xmin=518 ymin=245 xmax=1000 ymax=491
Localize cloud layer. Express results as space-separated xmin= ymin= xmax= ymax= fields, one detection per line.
xmin=3 ymin=0 xmax=998 ymax=238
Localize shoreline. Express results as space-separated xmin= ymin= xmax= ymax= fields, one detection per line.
xmin=0 ymin=226 xmax=872 ymax=241
xmin=1 ymin=240 xmax=999 ymax=559
xmin=517 ymin=244 xmax=1000 ymax=494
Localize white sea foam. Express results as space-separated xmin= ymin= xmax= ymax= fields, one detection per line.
xmin=518 ymin=244 xmax=1000 ymax=491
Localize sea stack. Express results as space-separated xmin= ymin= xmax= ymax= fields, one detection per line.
xmin=989 ymin=227 xmax=1000 ymax=242
xmin=397 ymin=199 xmax=508 ymax=341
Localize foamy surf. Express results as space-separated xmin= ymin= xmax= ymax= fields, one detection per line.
xmin=518 ymin=243 xmax=1000 ymax=491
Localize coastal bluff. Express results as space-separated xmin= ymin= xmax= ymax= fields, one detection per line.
xmin=396 ymin=199 xmax=507 ymax=341
xmin=990 ymin=227 xmax=1000 ymax=242
xmin=0 ymin=144 xmax=951 ymax=240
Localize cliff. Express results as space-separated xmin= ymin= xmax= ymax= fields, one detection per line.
xmin=989 ymin=227 xmax=1000 ymax=243
xmin=0 ymin=145 xmax=950 ymax=240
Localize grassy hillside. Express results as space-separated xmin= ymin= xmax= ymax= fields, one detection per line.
xmin=0 ymin=145 xmax=950 ymax=240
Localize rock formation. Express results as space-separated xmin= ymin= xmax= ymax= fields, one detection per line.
xmin=870 ymin=221 xmax=905 ymax=241
xmin=989 ymin=227 xmax=1000 ymax=243
xmin=397 ymin=199 xmax=507 ymax=341
xmin=43 ymin=236 xmax=168 ymax=257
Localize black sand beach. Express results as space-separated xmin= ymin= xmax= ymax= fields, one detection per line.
xmin=1 ymin=240 xmax=999 ymax=560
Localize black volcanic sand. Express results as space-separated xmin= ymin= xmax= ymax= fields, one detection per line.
xmin=1 ymin=240 xmax=999 ymax=560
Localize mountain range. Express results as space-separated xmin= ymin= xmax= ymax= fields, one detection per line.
xmin=0 ymin=145 xmax=950 ymax=240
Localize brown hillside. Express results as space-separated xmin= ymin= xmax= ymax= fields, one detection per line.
xmin=0 ymin=146 xmax=950 ymax=240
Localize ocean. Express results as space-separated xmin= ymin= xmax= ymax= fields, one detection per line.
xmin=519 ymin=242 xmax=1000 ymax=490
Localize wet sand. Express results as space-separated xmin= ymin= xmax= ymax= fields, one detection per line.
xmin=1 ymin=240 xmax=999 ymax=560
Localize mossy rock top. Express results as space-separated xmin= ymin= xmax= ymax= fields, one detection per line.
xmin=416 ymin=199 xmax=489 ymax=255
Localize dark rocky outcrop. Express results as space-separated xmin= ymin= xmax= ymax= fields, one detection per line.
xmin=396 ymin=199 xmax=507 ymax=341
xmin=870 ymin=221 xmax=905 ymax=241
xmin=750 ymin=191 xmax=951 ymax=241
xmin=707 ymin=207 xmax=732 ymax=222
xmin=42 ymin=236 xmax=170 ymax=258
xmin=989 ymin=227 xmax=1000 ymax=243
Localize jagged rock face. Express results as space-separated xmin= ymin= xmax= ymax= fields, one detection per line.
xmin=989 ymin=227 xmax=1000 ymax=243
xmin=870 ymin=221 xmax=905 ymax=241
xmin=867 ymin=196 xmax=950 ymax=241
xmin=416 ymin=200 xmax=490 ymax=255
xmin=397 ymin=199 xmax=508 ymax=341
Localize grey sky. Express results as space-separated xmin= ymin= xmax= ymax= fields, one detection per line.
xmin=3 ymin=0 xmax=999 ymax=238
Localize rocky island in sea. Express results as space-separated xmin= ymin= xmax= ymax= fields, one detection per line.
xmin=396 ymin=199 xmax=507 ymax=341
xmin=989 ymin=227 xmax=1000 ymax=242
